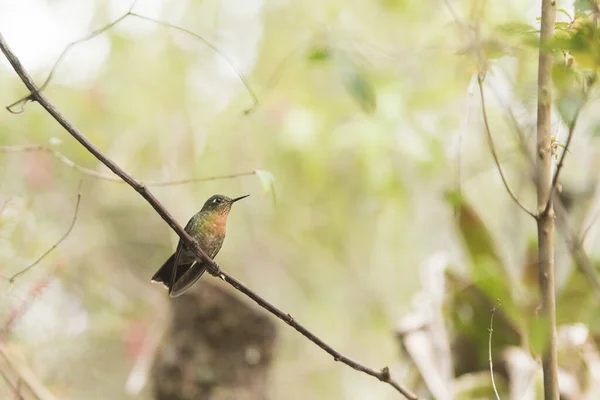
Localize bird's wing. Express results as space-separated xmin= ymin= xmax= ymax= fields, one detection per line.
xmin=169 ymin=261 xmax=209 ymax=298
xmin=167 ymin=242 xmax=185 ymax=296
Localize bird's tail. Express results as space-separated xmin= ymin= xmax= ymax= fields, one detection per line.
xmin=151 ymin=254 xmax=195 ymax=291
xmin=151 ymin=254 xmax=174 ymax=287
xmin=169 ymin=262 xmax=209 ymax=298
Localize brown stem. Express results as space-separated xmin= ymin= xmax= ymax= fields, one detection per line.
xmin=536 ymin=0 xmax=559 ymax=398
xmin=0 ymin=32 xmax=418 ymax=400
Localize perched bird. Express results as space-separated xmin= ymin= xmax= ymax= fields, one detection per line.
xmin=152 ymin=194 xmax=249 ymax=297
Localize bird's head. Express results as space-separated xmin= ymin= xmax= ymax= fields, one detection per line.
xmin=201 ymin=194 xmax=249 ymax=215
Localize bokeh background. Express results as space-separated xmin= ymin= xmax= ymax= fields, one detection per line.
xmin=1 ymin=0 xmax=600 ymax=399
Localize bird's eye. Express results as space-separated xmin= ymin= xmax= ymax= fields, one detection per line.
xmin=213 ymin=198 xmax=222 ymax=204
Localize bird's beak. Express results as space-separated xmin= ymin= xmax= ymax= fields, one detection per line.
xmin=231 ymin=194 xmax=250 ymax=203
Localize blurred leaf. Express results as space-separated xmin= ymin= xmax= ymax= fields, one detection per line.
xmin=551 ymin=22 xmax=600 ymax=70
xmin=445 ymin=271 xmax=522 ymax=375
xmin=454 ymin=371 xmax=508 ymax=400
xmin=552 ymin=63 xmax=579 ymax=91
xmin=495 ymin=22 xmax=537 ymax=35
xmin=556 ymin=261 xmax=599 ymax=331
xmin=558 ymin=8 xmax=574 ymax=21
xmin=444 ymin=190 xmax=525 ymax=340
xmin=334 ymin=52 xmax=377 ymax=115
xmin=590 ymin=122 xmax=600 ymax=137
xmin=255 ymin=169 xmax=276 ymax=206
xmin=556 ymin=89 xmax=586 ymax=125
xmin=575 ymin=0 xmax=595 ymax=12
xmin=482 ymin=40 xmax=505 ymax=60
xmin=444 ymin=190 xmax=501 ymax=265
xmin=307 ymin=46 xmax=331 ymax=62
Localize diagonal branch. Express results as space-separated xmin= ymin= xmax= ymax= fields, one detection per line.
xmin=6 ymin=0 xmax=257 ymax=115
xmin=0 ymin=32 xmax=418 ymax=400
xmin=477 ymin=75 xmax=537 ymax=219
xmin=0 ymin=144 xmax=256 ymax=186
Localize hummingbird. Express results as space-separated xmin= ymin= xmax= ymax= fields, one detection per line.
xmin=151 ymin=194 xmax=249 ymax=297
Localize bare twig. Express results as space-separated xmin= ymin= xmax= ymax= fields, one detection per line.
xmin=0 ymin=144 xmax=256 ymax=186
xmin=0 ymin=32 xmax=418 ymax=400
xmin=486 ymin=79 xmax=600 ymax=302
xmin=543 ymin=99 xmax=586 ymax=216
xmin=128 ymin=13 xmax=258 ymax=114
xmin=8 ymin=183 xmax=81 ymax=282
xmin=488 ymin=300 xmax=501 ymax=400
xmin=6 ymin=0 xmax=257 ymax=114
xmin=477 ymin=75 xmax=537 ymax=218
xmin=536 ymin=0 xmax=559 ymax=398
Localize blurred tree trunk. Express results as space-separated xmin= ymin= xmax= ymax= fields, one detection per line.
xmin=151 ymin=280 xmax=276 ymax=400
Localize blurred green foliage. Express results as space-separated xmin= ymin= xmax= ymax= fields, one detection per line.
xmin=1 ymin=0 xmax=600 ymax=399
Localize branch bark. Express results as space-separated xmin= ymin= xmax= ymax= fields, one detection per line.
xmin=0 ymin=32 xmax=417 ymax=400
xmin=536 ymin=1 xmax=559 ymax=399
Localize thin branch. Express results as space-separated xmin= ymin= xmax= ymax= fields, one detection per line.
xmin=487 ymin=75 xmax=535 ymax=167
xmin=8 ymin=182 xmax=81 ymax=283
xmin=0 ymin=144 xmax=256 ymax=186
xmin=128 ymin=13 xmax=258 ymax=114
xmin=6 ymin=0 xmax=257 ymax=115
xmin=477 ymin=75 xmax=537 ymax=219
xmin=0 ymin=32 xmax=418 ymax=400
xmin=581 ymin=206 xmax=600 ymax=245
xmin=542 ymin=99 xmax=586 ymax=216
xmin=488 ymin=300 xmax=501 ymax=400
xmin=214 ymin=271 xmax=417 ymax=398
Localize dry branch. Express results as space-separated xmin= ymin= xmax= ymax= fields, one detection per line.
xmin=0 ymin=32 xmax=418 ymax=400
